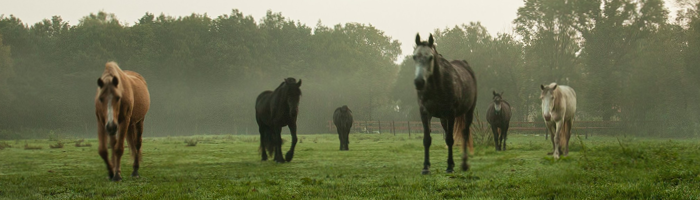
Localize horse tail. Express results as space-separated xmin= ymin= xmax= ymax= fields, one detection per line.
xmin=453 ymin=115 xmax=474 ymax=154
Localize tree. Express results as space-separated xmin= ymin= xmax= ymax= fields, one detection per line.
xmin=571 ymin=0 xmax=667 ymax=121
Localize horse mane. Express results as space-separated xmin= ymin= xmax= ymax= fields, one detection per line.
xmin=125 ymin=71 xmax=147 ymax=86
xmin=102 ymin=62 xmax=122 ymax=78
xmin=552 ymin=86 xmax=562 ymax=111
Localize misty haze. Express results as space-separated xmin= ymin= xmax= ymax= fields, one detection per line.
xmin=1 ymin=0 xmax=700 ymax=198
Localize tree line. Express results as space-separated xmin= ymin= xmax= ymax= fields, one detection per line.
xmin=1 ymin=0 xmax=699 ymax=139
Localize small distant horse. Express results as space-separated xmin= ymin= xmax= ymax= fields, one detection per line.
xmin=256 ymin=78 xmax=302 ymax=163
xmin=540 ymin=83 xmax=576 ymax=159
xmin=95 ymin=62 xmax=150 ymax=181
xmin=413 ymin=33 xmax=476 ymax=174
xmin=487 ymin=91 xmax=512 ymax=151
xmin=333 ymin=105 xmax=353 ymax=151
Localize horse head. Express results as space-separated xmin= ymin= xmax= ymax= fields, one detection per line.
xmin=283 ymin=77 xmax=302 ymax=117
xmin=413 ymin=33 xmax=439 ymax=90
xmin=492 ymin=91 xmax=504 ymax=114
xmin=96 ymin=62 xmax=124 ymax=136
xmin=341 ymin=105 xmax=351 ymax=113
xmin=540 ymin=83 xmax=558 ymax=121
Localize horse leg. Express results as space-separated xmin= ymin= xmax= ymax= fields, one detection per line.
xmin=273 ymin=126 xmax=285 ymax=163
xmin=420 ymin=108 xmax=432 ymax=175
xmin=502 ymin=125 xmax=509 ymax=151
xmin=546 ymin=122 xmax=556 ymax=155
xmin=565 ymin=119 xmax=573 ymax=156
xmin=491 ymin=125 xmax=500 ymax=151
xmin=285 ymin=123 xmax=298 ymax=162
xmin=553 ymin=121 xmax=564 ymax=159
xmin=461 ymin=110 xmax=475 ymax=171
xmin=442 ymin=118 xmax=455 ymax=173
xmin=125 ymin=124 xmax=136 ymax=178
xmin=108 ymin=134 xmax=117 ymax=177
xmin=344 ymin=128 xmax=350 ymax=150
xmin=97 ymin=122 xmax=113 ymax=180
xmin=132 ymin=121 xmax=144 ymax=178
xmin=337 ymin=127 xmax=343 ymax=151
xmin=111 ymin=122 xmax=129 ymax=181
xmin=259 ymin=125 xmax=268 ymax=161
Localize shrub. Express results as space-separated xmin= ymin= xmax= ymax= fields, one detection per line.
xmin=24 ymin=143 xmax=42 ymax=150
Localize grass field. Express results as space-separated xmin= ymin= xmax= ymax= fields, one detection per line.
xmin=1 ymin=132 xmax=700 ymax=199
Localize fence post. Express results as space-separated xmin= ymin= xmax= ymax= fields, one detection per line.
xmin=408 ymin=121 xmax=411 ymax=137
xmin=378 ymin=120 xmax=381 ymax=134
xmin=392 ymin=121 xmax=396 ymax=136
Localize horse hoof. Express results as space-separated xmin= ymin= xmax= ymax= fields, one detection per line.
xmin=421 ymin=169 xmax=430 ymax=175
xmin=275 ymin=160 xmax=286 ymax=164
xmin=111 ymin=174 xmax=122 ymax=182
xmin=285 ymin=152 xmax=294 ymax=162
xmin=461 ymin=163 xmax=470 ymax=171
xmin=446 ymin=169 xmax=454 ymax=173
xmin=131 ymin=172 xmax=140 ymax=178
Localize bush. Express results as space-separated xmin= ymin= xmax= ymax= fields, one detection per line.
xmin=185 ymin=139 xmax=198 ymax=146
xmin=24 ymin=143 xmax=42 ymax=150
xmin=49 ymin=141 xmax=64 ymax=149
xmin=74 ymin=139 xmax=92 ymax=147
xmin=0 ymin=142 xmax=10 ymax=150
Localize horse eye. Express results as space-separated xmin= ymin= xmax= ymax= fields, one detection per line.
xmin=115 ymin=96 xmax=121 ymax=101
xmin=412 ymin=55 xmax=417 ymax=60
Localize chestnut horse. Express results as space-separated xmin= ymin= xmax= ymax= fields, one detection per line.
xmin=540 ymin=83 xmax=576 ymax=159
xmin=333 ymin=105 xmax=353 ymax=151
xmin=413 ymin=33 xmax=476 ymax=174
xmin=487 ymin=91 xmax=512 ymax=151
xmin=95 ymin=62 xmax=150 ymax=181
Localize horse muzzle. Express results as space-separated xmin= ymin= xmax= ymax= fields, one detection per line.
xmin=544 ymin=114 xmax=552 ymax=122
xmin=414 ymin=78 xmax=425 ymax=90
xmin=106 ymin=122 xmax=118 ymax=135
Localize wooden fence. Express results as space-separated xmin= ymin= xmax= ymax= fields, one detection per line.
xmin=327 ymin=120 xmax=622 ymax=137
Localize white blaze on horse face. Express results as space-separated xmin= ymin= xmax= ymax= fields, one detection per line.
xmin=413 ymin=46 xmax=434 ymax=82
xmin=107 ymin=94 xmax=115 ymax=124
xmin=541 ymin=92 xmax=554 ymax=119
xmin=495 ymin=102 xmax=501 ymax=112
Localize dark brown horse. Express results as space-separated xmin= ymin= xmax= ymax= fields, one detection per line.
xmin=255 ymin=77 xmax=302 ymax=163
xmin=95 ymin=62 xmax=150 ymax=181
xmin=486 ymin=91 xmax=512 ymax=151
xmin=413 ymin=33 xmax=476 ymax=174
xmin=333 ymin=105 xmax=353 ymax=151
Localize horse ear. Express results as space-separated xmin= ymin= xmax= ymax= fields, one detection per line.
xmin=540 ymin=84 xmax=545 ymax=90
xmin=501 ymin=91 xmax=504 ymax=96
xmin=415 ymin=33 xmax=421 ymax=45
xmin=97 ymin=78 xmax=104 ymax=88
xmin=552 ymin=84 xmax=557 ymax=90
xmin=297 ymin=79 xmax=302 ymax=87
xmin=428 ymin=34 xmax=434 ymax=46
xmin=112 ymin=77 xmax=119 ymax=87
xmin=493 ymin=90 xmax=497 ymax=96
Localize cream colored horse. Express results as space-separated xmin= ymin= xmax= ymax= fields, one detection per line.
xmin=540 ymin=83 xmax=576 ymax=159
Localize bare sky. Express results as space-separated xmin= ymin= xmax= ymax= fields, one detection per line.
xmin=0 ymin=0 xmax=681 ymax=61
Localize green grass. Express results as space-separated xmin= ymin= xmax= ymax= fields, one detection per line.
xmin=1 ymin=133 xmax=700 ymax=199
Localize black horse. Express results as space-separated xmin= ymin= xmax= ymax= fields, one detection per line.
xmin=333 ymin=105 xmax=353 ymax=151
xmin=486 ymin=91 xmax=512 ymax=151
xmin=255 ymin=77 xmax=302 ymax=163
xmin=413 ymin=33 xmax=477 ymax=174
